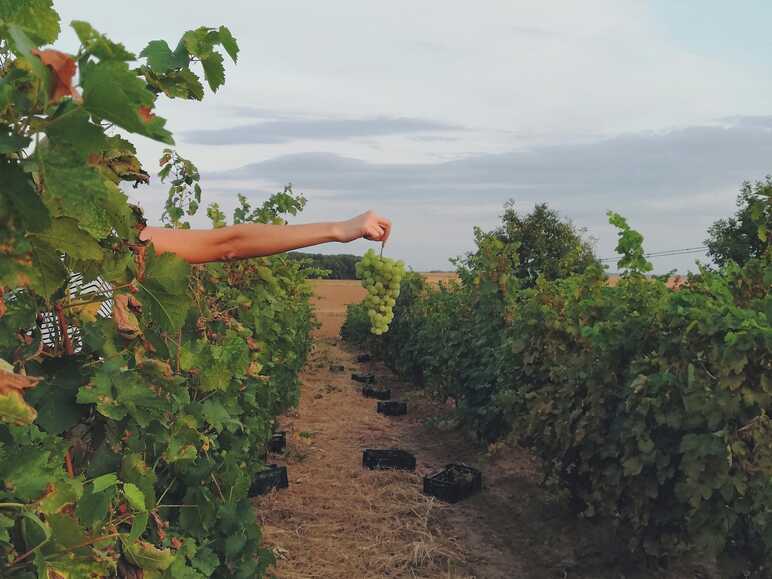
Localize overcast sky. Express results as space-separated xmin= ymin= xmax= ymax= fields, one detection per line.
xmin=55 ymin=1 xmax=772 ymax=272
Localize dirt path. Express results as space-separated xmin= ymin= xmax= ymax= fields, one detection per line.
xmin=255 ymin=283 xmax=708 ymax=578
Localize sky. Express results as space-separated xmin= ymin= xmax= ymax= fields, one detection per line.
xmin=53 ymin=1 xmax=772 ymax=272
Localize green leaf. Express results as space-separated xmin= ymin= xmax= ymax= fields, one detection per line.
xmin=29 ymin=217 xmax=103 ymax=261
xmin=191 ymin=546 xmax=220 ymax=575
xmin=0 ymin=124 xmax=31 ymax=153
xmin=127 ymin=511 xmax=148 ymax=544
xmin=0 ymin=0 xmax=61 ymax=45
xmin=19 ymin=511 xmax=51 ymax=553
xmin=91 ymin=472 xmax=118 ymax=492
xmin=71 ymin=20 xmax=134 ymax=60
xmin=121 ymin=454 xmax=157 ymax=511
xmin=124 ymin=540 xmax=175 ymax=571
xmin=140 ymin=39 xmax=188 ymax=72
xmin=45 ymin=106 xmax=108 ymax=154
xmin=217 ymin=26 xmax=239 ymax=62
xmin=224 ymin=533 xmax=246 ymax=557
xmin=37 ymin=143 xmax=128 ymax=238
xmin=76 ymin=483 xmax=115 ymax=528
xmin=80 ymin=59 xmax=174 ymax=144
xmin=48 ymin=512 xmax=86 ymax=548
xmin=0 ymin=158 xmax=50 ymax=232
xmin=38 ymin=477 xmax=84 ymax=515
xmin=1 ymin=446 xmax=61 ymax=500
xmin=144 ymin=66 xmax=205 ymax=101
xmin=137 ymin=249 xmax=192 ymax=332
xmin=200 ymin=52 xmax=225 ymax=92
xmin=622 ymin=456 xmax=643 ymax=477
xmin=201 ymin=399 xmax=231 ymax=433
xmin=27 ymin=238 xmax=67 ymax=297
xmin=123 ymin=482 xmax=147 ymax=512
xmin=25 ymin=363 xmax=87 ymax=435
xmin=4 ymin=25 xmax=48 ymax=85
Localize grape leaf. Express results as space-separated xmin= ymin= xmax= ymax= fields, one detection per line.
xmin=200 ymin=52 xmax=225 ymax=92
xmin=0 ymin=124 xmax=31 ymax=153
xmin=27 ymin=238 xmax=67 ymax=297
xmin=80 ymin=59 xmax=173 ymax=144
xmin=124 ymin=540 xmax=175 ymax=571
xmin=0 ymin=445 xmax=61 ymax=500
xmin=37 ymin=143 xmax=127 ymax=239
xmin=0 ymin=0 xmax=61 ymax=45
xmin=0 ymin=157 xmax=50 ymax=232
xmin=45 ymin=106 xmax=107 ymax=154
xmin=48 ymin=512 xmax=87 ymax=548
xmin=217 ymin=26 xmax=239 ymax=63
xmin=140 ymin=39 xmax=188 ymax=73
xmin=201 ymin=399 xmax=231 ymax=433
xmin=29 ymin=217 xmax=103 ymax=261
xmin=123 ymin=482 xmax=147 ymax=512
xmin=137 ymin=249 xmax=191 ymax=332
xmin=191 ymin=546 xmax=220 ymax=575
xmin=127 ymin=511 xmax=148 ymax=544
xmin=76 ymin=483 xmax=115 ymax=528
xmin=143 ymin=66 xmax=205 ymax=101
xmin=0 ymin=363 xmax=40 ymax=425
xmin=31 ymin=48 xmax=77 ymax=102
xmin=71 ymin=20 xmax=134 ymax=61
xmin=121 ymin=453 xmax=157 ymax=511
xmin=26 ymin=362 xmax=87 ymax=435
xmin=91 ymin=472 xmax=118 ymax=492
xmin=38 ymin=477 xmax=84 ymax=515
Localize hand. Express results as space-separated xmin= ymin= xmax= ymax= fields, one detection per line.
xmin=336 ymin=210 xmax=392 ymax=244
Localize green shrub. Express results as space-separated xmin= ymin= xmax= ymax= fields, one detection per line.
xmin=345 ymin=201 xmax=771 ymax=573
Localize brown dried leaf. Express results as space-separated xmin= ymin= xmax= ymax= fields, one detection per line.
xmin=114 ymin=294 xmax=142 ymax=339
xmin=31 ymin=49 xmax=79 ymax=103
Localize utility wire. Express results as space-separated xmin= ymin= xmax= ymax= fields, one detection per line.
xmin=598 ymin=246 xmax=708 ymax=263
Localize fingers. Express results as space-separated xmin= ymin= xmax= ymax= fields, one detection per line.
xmin=359 ymin=210 xmax=391 ymax=242
xmin=378 ymin=216 xmax=392 ymax=243
xmin=363 ymin=223 xmax=385 ymax=241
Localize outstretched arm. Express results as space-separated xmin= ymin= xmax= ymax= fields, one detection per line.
xmin=139 ymin=210 xmax=392 ymax=264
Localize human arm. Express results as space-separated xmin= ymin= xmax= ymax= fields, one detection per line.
xmin=138 ymin=210 xmax=391 ymax=264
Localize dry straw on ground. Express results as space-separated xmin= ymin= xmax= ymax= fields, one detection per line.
xmin=254 ymin=337 xmax=471 ymax=578
xmin=258 ymin=468 xmax=469 ymax=578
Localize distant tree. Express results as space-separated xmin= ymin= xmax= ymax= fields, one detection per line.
xmin=462 ymin=202 xmax=599 ymax=287
xmin=706 ymin=179 xmax=772 ymax=267
xmin=286 ymin=252 xmax=362 ymax=279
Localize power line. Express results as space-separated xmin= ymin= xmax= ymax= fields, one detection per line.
xmin=598 ymin=246 xmax=708 ymax=263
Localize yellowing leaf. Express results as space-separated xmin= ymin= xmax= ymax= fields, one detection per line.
xmin=124 ymin=540 xmax=174 ymax=571
xmin=0 ymin=361 xmax=40 ymax=425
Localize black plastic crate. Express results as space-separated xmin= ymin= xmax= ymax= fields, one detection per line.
xmin=329 ymin=364 xmax=345 ymax=372
xmin=356 ymin=353 xmax=371 ymax=363
xmin=423 ymin=464 xmax=482 ymax=503
xmin=362 ymin=385 xmax=391 ymax=400
xmin=377 ymin=400 xmax=407 ymax=416
xmin=362 ymin=449 xmax=416 ymax=471
xmin=268 ymin=431 xmax=286 ymax=453
xmin=249 ymin=464 xmax=289 ymax=497
xmin=351 ymin=372 xmax=375 ymax=384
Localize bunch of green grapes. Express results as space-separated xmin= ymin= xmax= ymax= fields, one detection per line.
xmin=356 ymin=248 xmax=406 ymax=335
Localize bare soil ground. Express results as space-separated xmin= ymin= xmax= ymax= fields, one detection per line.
xmin=255 ymin=279 xmax=713 ymax=578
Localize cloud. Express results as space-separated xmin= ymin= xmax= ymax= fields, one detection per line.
xmin=212 ymin=121 xmax=772 ymax=207
xmin=191 ymin=119 xmax=772 ymax=271
xmin=182 ymin=116 xmax=463 ymax=145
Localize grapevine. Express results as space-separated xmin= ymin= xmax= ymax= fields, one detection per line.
xmin=344 ymin=203 xmax=771 ymax=574
xmin=355 ymin=248 xmax=405 ymax=334
xmin=0 ymin=3 xmax=314 ymax=577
